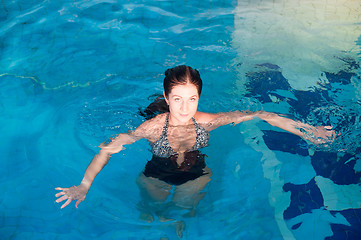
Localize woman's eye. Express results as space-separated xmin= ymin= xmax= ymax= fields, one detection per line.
xmin=174 ymin=98 xmax=181 ymax=102
xmin=190 ymin=98 xmax=197 ymax=102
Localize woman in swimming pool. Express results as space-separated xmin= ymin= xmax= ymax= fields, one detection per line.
xmin=55 ymin=65 xmax=334 ymax=220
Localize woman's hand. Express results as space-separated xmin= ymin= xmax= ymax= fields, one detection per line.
xmin=302 ymin=125 xmax=336 ymax=144
xmin=55 ymin=184 xmax=89 ymax=209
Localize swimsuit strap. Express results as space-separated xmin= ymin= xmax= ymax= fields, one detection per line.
xmin=191 ymin=116 xmax=210 ymax=150
xmin=191 ymin=116 xmax=204 ymax=136
xmin=162 ymin=113 xmax=169 ymax=136
xmin=191 ymin=117 xmax=199 ymax=128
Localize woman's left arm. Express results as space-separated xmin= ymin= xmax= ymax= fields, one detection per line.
xmin=203 ymin=110 xmax=336 ymax=144
xmin=254 ymin=111 xmax=336 ymax=144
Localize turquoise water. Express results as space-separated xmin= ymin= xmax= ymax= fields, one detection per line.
xmin=1 ymin=0 xmax=361 ymax=239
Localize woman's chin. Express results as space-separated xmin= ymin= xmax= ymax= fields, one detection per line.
xmin=171 ymin=115 xmax=192 ymax=125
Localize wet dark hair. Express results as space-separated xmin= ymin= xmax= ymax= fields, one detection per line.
xmin=164 ymin=65 xmax=202 ymax=97
xmin=139 ymin=65 xmax=202 ymax=120
xmin=139 ymin=94 xmax=169 ymax=120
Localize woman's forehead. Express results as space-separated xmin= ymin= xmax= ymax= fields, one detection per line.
xmin=169 ymin=84 xmax=199 ymax=96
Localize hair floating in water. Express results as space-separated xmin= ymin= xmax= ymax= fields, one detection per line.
xmin=138 ymin=94 xmax=169 ymax=120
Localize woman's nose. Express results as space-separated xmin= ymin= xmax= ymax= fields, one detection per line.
xmin=181 ymin=101 xmax=188 ymax=111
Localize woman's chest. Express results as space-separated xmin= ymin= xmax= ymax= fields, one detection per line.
xmin=167 ymin=125 xmax=197 ymax=153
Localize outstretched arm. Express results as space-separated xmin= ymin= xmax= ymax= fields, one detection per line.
xmin=202 ymin=110 xmax=335 ymax=144
xmin=55 ymin=116 xmax=160 ymax=209
xmin=255 ymin=111 xmax=335 ymax=144
xmin=55 ymin=133 xmax=137 ymax=209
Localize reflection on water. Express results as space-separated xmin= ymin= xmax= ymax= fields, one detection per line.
xmin=231 ymin=0 xmax=361 ymax=167
xmin=232 ymin=1 xmax=361 ymax=239
xmin=233 ymin=0 xmax=361 ymax=91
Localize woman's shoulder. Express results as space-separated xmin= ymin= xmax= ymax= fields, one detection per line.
xmin=194 ymin=111 xmax=220 ymax=123
xmin=131 ymin=113 xmax=166 ymax=141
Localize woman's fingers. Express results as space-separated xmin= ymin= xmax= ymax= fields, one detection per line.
xmin=56 ymin=195 xmax=69 ymax=203
xmin=323 ymin=128 xmax=336 ymax=141
xmin=61 ymin=199 xmax=72 ymax=209
xmin=55 ymin=187 xmax=69 ymax=197
xmin=55 ymin=186 xmax=87 ymax=208
xmin=75 ymin=199 xmax=82 ymax=208
xmin=55 ymin=192 xmax=65 ymax=197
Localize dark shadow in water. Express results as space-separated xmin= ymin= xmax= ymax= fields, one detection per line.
xmin=311 ymin=151 xmax=361 ymax=185
xmin=283 ymin=178 xmax=324 ymax=220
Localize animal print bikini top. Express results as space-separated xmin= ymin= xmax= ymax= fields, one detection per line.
xmin=150 ymin=114 xmax=209 ymax=158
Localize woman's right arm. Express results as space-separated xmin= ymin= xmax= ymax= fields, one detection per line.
xmin=55 ymin=133 xmax=137 ymax=209
xmin=55 ymin=116 xmax=161 ymax=209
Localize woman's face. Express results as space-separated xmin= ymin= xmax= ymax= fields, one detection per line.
xmin=164 ymin=83 xmax=199 ymax=125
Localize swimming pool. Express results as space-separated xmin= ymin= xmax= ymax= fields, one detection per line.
xmin=1 ymin=0 xmax=360 ymax=239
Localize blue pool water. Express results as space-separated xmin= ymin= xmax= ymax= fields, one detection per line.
xmin=1 ymin=0 xmax=361 ymax=239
